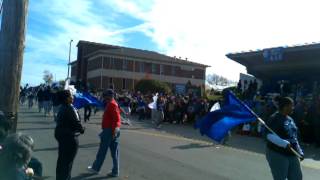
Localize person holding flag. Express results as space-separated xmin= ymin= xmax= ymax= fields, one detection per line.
xmin=195 ymin=91 xmax=303 ymax=180
xmin=265 ymin=96 xmax=303 ymax=180
xmin=194 ymin=91 xmax=257 ymax=142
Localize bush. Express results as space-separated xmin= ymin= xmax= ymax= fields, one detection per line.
xmin=135 ymin=79 xmax=171 ymax=94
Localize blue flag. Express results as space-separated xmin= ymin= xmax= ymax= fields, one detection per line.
xmin=73 ymin=92 xmax=104 ymax=109
xmin=195 ymin=91 xmax=256 ymax=142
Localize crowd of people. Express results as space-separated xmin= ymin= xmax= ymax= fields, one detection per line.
xmin=119 ymin=92 xmax=211 ymax=128
xmin=18 ymin=80 xmax=320 ymax=148
xmin=18 ymin=81 xmax=320 ymax=147
xmin=237 ymin=79 xmax=320 ymax=147
xmin=3 ymin=80 xmax=318 ymax=179
xmin=4 ymin=86 xmax=119 ymax=180
xmin=19 ymin=84 xmax=214 ymax=127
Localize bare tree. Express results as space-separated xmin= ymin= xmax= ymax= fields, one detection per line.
xmin=207 ymin=73 xmax=235 ymax=86
xmin=43 ymin=70 xmax=53 ymax=85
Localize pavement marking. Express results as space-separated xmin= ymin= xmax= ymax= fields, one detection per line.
xmin=124 ymin=129 xmax=214 ymax=145
xmin=124 ymin=129 xmax=320 ymax=170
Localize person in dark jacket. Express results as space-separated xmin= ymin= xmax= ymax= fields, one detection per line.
xmin=37 ymin=88 xmax=44 ymax=113
xmin=55 ymin=90 xmax=85 ymax=180
xmin=84 ymin=105 xmax=92 ymax=123
xmin=265 ymin=96 xmax=303 ymax=180
xmin=43 ymin=87 xmax=52 ymax=116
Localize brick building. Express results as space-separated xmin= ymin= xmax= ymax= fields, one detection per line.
xmin=71 ymin=41 xmax=209 ymax=93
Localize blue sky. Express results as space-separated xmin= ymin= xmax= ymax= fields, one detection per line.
xmin=22 ymin=0 xmax=157 ymax=85
xmin=21 ymin=0 xmax=320 ymax=85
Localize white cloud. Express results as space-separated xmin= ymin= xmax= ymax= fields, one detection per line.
xmin=23 ymin=0 xmax=130 ymax=85
xmin=107 ymin=0 xmax=320 ymax=81
xmin=24 ymin=0 xmax=320 ymax=85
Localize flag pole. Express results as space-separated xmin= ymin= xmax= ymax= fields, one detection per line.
xmin=229 ymin=91 xmax=303 ymax=159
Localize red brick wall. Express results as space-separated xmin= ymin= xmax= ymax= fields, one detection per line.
xmin=126 ymin=79 xmax=134 ymax=90
xmin=145 ymin=63 xmax=151 ymax=73
xmin=113 ymin=77 xmax=122 ymax=91
xmin=114 ymin=58 xmax=122 ymax=70
xmin=162 ymin=65 xmax=169 ymax=76
xmin=128 ymin=60 xmax=134 ymax=71
xmin=135 ymin=61 xmax=140 ymax=72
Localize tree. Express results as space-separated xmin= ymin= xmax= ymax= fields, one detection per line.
xmin=43 ymin=70 xmax=53 ymax=85
xmin=135 ymin=79 xmax=171 ymax=94
xmin=207 ymin=73 xmax=236 ymax=86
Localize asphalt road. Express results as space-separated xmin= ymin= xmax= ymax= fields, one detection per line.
xmin=17 ymin=106 xmax=320 ymax=180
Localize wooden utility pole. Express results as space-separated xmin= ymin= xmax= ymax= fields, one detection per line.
xmin=0 ymin=0 xmax=29 ymax=132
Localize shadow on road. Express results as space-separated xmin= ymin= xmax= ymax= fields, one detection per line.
xmin=79 ymin=143 xmax=100 ymax=149
xmin=18 ymin=120 xmax=55 ymax=125
xmin=71 ymin=173 xmax=95 ymax=180
xmin=18 ymin=127 xmax=55 ymax=131
xmin=34 ymin=146 xmax=58 ymax=152
xmin=172 ymin=143 xmax=215 ymax=150
xmin=71 ymin=173 xmax=118 ymax=180
xmin=34 ymin=143 xmax=99 ymax=152
xmin=33 ymin=176 xmax=51 ymax=180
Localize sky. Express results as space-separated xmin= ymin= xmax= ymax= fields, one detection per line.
xmin=18 ymin=0 xmax=320 ymax=85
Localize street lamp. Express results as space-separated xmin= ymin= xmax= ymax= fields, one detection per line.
xmin=67 ymin=39 xmax=73 ymax=80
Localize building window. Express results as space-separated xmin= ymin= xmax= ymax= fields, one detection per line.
xmin=160 ymin=64 xmax=164 ymax=75
xmin=122 ymin=79 xmax=126 ymax=89
xmin=103 ymin=57 xmax=109 ymax=69
xmin=122 ymin=59 xmax=128 ymax=71
xmin=139 ymin=62 xmax=144 ymax=72
xmin=109 ymin=78 xmax=114 ymax=89
xmin=172 ymin=66 xmax=176 ymax=76
xmin=110 ymin=57 xmax=115 ymax=69
xmin=152 ymin=64 xmax=157 ymax=74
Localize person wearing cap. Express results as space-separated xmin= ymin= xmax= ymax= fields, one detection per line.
xmin=88 ymin=89 xmax=121 ymax=177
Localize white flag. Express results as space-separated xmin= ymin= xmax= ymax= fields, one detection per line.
xmin=64 ymin=79 xmax=77 ymax=95
xmin=210 ymin=102 xmax=221 ymax=112
xmin=148 ymin=95 xmax=158 ymax=109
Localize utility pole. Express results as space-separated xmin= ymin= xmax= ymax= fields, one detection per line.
xmin=67 ymin=39 xmax=73 ymax=80
xmin=0 ymin=1 xmax=3 ymax=15
xmin=0 ymin=0 xmax=29 ymax=132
